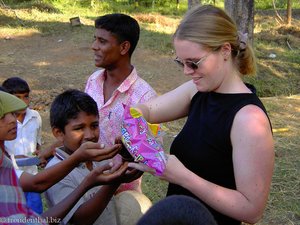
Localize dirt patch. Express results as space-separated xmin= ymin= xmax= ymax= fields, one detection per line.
xmin=0 ymin=11 xmax=299 ymax=225
xmin=0 ymin=31 xmax=189 ymax=148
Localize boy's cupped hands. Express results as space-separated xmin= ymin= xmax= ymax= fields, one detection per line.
xmin=85 ymin=161 xmax=143 ymax=188
xmin=74 ymin=142 xmax=122 ymax=163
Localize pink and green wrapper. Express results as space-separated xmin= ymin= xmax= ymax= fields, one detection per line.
xmin=121 ymin=105 xmax=167 ymax=175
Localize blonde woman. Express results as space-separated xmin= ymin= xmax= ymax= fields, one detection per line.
xmin=130 ymin=5 xmax=274 ymax=225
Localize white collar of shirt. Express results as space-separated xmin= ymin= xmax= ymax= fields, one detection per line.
xmin=19 ymin=108 xmax=38 ymax=125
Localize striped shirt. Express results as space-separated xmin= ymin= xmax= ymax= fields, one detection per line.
xmin=0 ymin=148 xmax=47 ymax=225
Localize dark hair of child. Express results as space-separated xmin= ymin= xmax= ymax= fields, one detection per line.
xmin=2 ymin=77 xmax=30 ymax=94
xmin=137 ymin=195 xmax=217 ymax=225
xmin=50 ymin=89 xmax=99 ymax=132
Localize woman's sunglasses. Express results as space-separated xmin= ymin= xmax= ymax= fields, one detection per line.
xmin=174 ymin=52 xmax=211 ymax=70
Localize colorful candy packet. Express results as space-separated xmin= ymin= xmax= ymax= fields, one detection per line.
xmin=121 ymin=105 xmax=167 ymax=175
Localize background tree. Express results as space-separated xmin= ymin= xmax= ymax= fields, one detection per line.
xmin=188 ymin=0 xmax=201 ymax=10
xmin=225 ymin=0 xmax=254 ymax=44
xmin=287 ymin=0 xmax=292 ymax=25
xmin=272 ymin=0 xmax=293 ymax=25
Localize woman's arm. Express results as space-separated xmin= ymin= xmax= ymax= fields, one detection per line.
xmin=136 ymin=80 xmax=197 ymax=123
xmin=160 ymin=105 xmax=274 ymax=224
xmin=20 ymin=142 xmax=121 ymax=192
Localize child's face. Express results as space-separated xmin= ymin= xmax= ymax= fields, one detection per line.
xmin=56 ymin=111 xmax=99 ymax=154
xmin=0 ymin=113 xmax=18 ymax=141
xmin=14 ymin=92 xmax=29 ymax=113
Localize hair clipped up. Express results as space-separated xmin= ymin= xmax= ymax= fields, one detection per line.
xmin=174 ymin=5 xmax=256 ymax=76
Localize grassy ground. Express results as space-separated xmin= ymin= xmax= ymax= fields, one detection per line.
xmin=261 ymin=96 xmax=300 ymax=224
xmin=2 ymin=1 xmax=299 ymax=96
xmin=0 ymin=1 xmax=299 ymax=224
xmin=141 ymin=97 xmax=300 ymax=225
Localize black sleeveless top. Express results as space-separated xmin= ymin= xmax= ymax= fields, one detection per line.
xmin=167 ymin=90 xmax=270 ymax=225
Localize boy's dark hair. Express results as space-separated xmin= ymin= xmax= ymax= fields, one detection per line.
xmin=2 ymin=77 xmax=30 ymax=94
xmin=137 ymin=195 xmax=217 ymax=225
xmin=0 ymin=86 xmax=8 ymax=92
xmin=50 ymin=89 xmax=99 ymax=132
xmin=95 ymin=13 xmax=140 ymax=56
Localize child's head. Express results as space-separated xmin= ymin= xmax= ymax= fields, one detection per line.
xmin=137 ymin=195 xmax=217 ymax=225
xmin=2 ymin=77 xmax=31 ymax=107
xmin=50 ymin=89 xmax=99 ymax=153
xmin=0 ymin=86 xmax=8 ymax=92
xmin=0 ymin=91 xmax=27 ymax=142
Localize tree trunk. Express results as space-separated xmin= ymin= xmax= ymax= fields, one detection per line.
xmin=224 ymin=0 xmax=254 ymax=45
xmin=287 ymin=0 xmax=292 ymax=26
xmin=188 ymin=0 xmax=201 ymax=10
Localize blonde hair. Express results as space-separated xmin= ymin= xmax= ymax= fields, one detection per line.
xmin=174 ymin=5 xmax=256 ymax=76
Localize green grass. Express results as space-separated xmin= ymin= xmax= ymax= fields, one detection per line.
xmin=1 ymin=1 xmax=299 ymax=224
xmin=260 ymin=97 xmax=300 ymax=225
xmin=2 ymin=1 xmax=299 ymax=96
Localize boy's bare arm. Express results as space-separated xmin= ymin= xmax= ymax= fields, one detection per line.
xmin=19 ymin=142 xmax=121 ymax=192
xmin=71 ymin=166 xmax=143 ymax=225
xmin=71 ymin=184 xmax=120 ymax=225
xmin=41 ymin=162 xmax=128 ymax=224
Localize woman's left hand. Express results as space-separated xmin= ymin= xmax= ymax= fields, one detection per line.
xmin=160 ymin=154 xmax=189 ymax=185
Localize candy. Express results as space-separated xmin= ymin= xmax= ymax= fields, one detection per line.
xmin=121 ymin=105 xmax=167 ymax=175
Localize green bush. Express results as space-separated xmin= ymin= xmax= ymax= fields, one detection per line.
xmin=255 ymin=0 xmax=300 ymax=10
